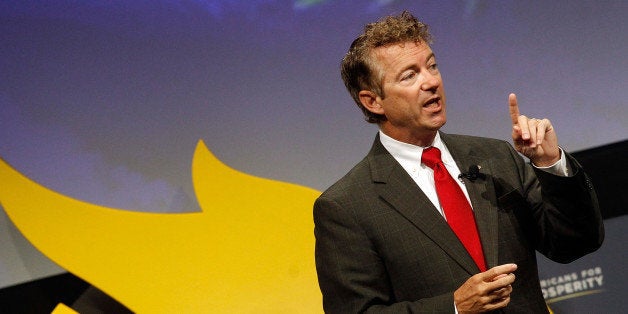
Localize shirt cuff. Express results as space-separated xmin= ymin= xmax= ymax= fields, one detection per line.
xmin=532 ymin=148 xmax=570 ymax=176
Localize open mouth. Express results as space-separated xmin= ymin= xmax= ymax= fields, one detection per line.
xmin=423 ymin=96 xmax=441 ymax=108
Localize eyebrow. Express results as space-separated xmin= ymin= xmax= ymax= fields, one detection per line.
xmin=424 ymin=52 xmax=437 ymax=65
xmin=397 ymin=52 xmax=437 ymax=76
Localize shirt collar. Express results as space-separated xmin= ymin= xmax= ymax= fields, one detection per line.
xmin=379 ymin=130 xmax=455 ymax=166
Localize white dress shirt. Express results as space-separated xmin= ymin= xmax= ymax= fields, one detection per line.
xmin=379 ymin=131 xmax=470 ymax=218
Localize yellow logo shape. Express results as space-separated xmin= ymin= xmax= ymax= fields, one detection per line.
xmin=0 ymin=140 xmax=322 ymax=313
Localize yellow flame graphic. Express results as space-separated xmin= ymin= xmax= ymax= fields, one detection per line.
xmin=0 ymin=140 xmax=322 ymax=313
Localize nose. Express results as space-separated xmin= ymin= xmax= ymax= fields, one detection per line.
xmin=420 ymin=72 xmax=440 ymax=92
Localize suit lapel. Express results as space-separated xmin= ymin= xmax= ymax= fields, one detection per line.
xmin=441 ymin=133 xmax=499 ymax=270
xmin=367 ymin=136 xmax=481 ymax=274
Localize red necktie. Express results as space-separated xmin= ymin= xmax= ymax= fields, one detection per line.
xmin=421 ymin=147 xmax=487 ymax=272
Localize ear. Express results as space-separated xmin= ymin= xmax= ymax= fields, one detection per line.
xmin=358 ymin=90 xmax=384 ymax=115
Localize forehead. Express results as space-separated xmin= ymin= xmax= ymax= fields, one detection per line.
xmin=371 ymin=41 xmax=433 ymax=73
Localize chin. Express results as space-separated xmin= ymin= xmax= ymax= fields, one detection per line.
xmin=432 ymin=117 xmax=447 ymax=129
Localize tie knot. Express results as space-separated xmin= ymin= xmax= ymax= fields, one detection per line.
xmin=421 ymin=146 xmax=442 ymax=169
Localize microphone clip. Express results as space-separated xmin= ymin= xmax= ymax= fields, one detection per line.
xmin=458 ymin=165 xmax=484 ymax=182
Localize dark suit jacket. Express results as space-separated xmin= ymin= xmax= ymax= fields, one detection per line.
xmin=314 ymin=133 xmax=604 ymax=313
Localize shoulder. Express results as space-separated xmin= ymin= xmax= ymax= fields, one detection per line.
xmin=442 ymin=133 xmax=515 ymax=155
xmin=442 ymin=133 xmax=510 ymax=146
xmin=318 ymin=155 xmax=373 ymax=202
xmin=318 ymin=134 xmax=391 ymax=202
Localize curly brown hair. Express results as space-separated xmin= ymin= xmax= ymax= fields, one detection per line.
xmin=341 ymin=11 xmax=432 ymax=124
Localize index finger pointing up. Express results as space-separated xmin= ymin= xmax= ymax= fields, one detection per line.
xmin=509 ymin=93 xmax=520 ymax=125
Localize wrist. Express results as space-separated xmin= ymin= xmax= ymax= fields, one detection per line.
xmin=531 ymin=149 xmax=561 ymax=167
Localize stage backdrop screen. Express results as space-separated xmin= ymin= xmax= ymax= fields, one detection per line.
xmin=1 ymin=0 xmax=626 ymax=312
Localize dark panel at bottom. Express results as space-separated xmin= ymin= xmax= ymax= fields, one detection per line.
xmin=0 ymin=273 xmax=88 ymax=313
xmin=0 ymin=273 xmax=132 ymax=314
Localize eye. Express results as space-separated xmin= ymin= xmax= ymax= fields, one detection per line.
xmin=429 ymin=63 xmax=439 ymax=71
xmin=401 ymin=71 xmax=417 ymax=81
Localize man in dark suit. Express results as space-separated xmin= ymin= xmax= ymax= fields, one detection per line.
xmin=313 ymin=11 xmax=604 ymax=313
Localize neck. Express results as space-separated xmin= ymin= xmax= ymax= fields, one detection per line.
xmin=379 ymin=127 xmax=437 ymax=147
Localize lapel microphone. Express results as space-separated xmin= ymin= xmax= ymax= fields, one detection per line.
xmin=458 ymin=165 xmax=483 ymax=182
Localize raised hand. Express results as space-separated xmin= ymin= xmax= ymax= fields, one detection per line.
xmin=508 ymin=93 xmax=560 ymax=166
